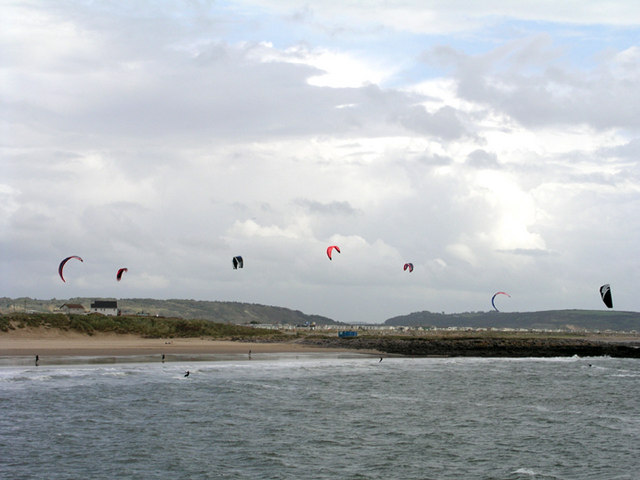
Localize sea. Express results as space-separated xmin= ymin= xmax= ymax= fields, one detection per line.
xmin=1 ymin=353 xmax=638 ymax=480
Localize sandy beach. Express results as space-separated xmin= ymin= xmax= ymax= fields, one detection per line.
xmin=4 ymin=326 xmax=639 ymax=362
xmin=0 ymin=327 xmax=353 ymax=357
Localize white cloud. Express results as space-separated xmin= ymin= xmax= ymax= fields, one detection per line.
xmin=255 ymin=43 xmax=394 ymax=88
xmin=1 ymin=0 xmax=639 ymax=321
xmin=472 ymin=170 xmax=546 ymax=252
xmin=228 ymin=219 xmax=311 ymax=240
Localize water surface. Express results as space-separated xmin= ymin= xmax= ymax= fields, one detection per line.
xmin=1 ymin=355 xmax=638 ymax=479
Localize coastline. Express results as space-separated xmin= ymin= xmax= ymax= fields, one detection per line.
xmin=0 ymin=328 xmax=363 ymax=357
xmin=3 ymin=327 xmax=640 ymax=363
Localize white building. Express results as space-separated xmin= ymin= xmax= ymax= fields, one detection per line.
xmin=59 ymin=303 xmax=86 ymax=315
xmin=90 ymin=300 xmax=119 ymax=316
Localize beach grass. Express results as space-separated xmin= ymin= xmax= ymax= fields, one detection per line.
xmin=0 ymin=312 xmax=286 ymax=339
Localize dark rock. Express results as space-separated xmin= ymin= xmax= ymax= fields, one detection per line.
xmin=298 ymin=336 xmax=640 ymax=358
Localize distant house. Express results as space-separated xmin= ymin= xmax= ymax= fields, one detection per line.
xmin=60 ymin=303 xmax=86 ymax=315
xmin=90 ymin=300 xmax=119 ymax=316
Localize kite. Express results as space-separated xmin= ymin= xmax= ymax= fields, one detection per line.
xmin=600 ymin=284 xmax=613 ymax=309
xmin=326 ymin=245 xmax=340 ymax=260
xmin=491 ymin=291 xmax=510 ymax=312
xmin=232 ymin=256 xmax=244 ymax=269
xmin=403 ymin=263 xmax=414 ymax=272
xmin=116 ymin=268 xmax=128 ymax=281
xmin=58 ymin=256 xmax=83 ymax=282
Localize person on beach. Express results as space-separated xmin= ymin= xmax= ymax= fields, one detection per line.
xmin=249 ymin=349 xmax=252 ymax=359
xmin=161 ymin=354 xmax=165 ymax=363
xmin=35 ymin=354 xmax=39 ymax=366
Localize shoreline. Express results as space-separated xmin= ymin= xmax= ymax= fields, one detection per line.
xmin=0 ymin=328 xmax=380 ymax=363
xmin=3 ymin=327 xmax=640 ymax=363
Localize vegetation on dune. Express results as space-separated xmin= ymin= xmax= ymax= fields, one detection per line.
xmin=0 ymin=297 xmax=337 ymax=326
xmin=0 ymin=312 xmax=286 ymax=339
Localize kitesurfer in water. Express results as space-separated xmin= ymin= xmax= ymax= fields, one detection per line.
xmin=184 ymin=370 xmax=190 ymax=377
xmin=161 ymin=354 xmax=165 ymax=363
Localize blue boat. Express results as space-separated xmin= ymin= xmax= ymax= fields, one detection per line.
xmin=338 ymin=331 xmax=357 ymax=338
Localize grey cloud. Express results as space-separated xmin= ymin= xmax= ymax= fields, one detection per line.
xmin=600 ymin=137 xmax=640 ymax=159
xmin=507 ymin=34 xmax=562 ymax=69
xmin=422 ymin=44 xmax=465 ymax=69
xmin=4 ymin=4 xmax=480 ymax=153
xmin=496 ymin=248 xmax=551 ymax=257
xmin=465 ymin=149 xmax=499 ymax=169
xmin=422 ymin=38 xmax=640 ymax=131
xmin=416 ymin=153 xmax=453 ymax=167
xmin=5 ymin=41 xmax=457 ymax=147
xmin=294 ymin=199 xmax=359 ymax=216
xmin=397 ymin=105 xmax=469 ymax=140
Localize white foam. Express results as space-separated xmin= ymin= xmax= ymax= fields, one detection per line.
xmin=513 ymin=467 xmax=537 ymax=476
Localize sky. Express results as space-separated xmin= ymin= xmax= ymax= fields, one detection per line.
xmin=2 ymin=0 xmax=640 ymax=323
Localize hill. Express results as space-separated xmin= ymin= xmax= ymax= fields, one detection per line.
xmin=3 ymin=298 xmax=639 ymax=331
xmin=0 ymin=311 xmax=287 ymax=339
xmin=385 ymin=310 xmax=640 ymax=331
xmin=0 ymin=297 xmax=340 ymax=326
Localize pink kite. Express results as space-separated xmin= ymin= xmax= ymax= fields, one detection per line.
xmin=326 ymin=245 xmax=341 ymax=260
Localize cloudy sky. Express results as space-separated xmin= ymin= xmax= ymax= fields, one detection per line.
xmin=2 ymin=1 xmax=639 ymax=323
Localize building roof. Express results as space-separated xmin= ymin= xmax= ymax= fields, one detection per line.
xmin=91 ymin=300 xmax=118 ymax=309
xmin=61 ymin=303 xmax=85 ymax=309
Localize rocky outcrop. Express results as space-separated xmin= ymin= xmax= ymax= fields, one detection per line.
xmin=297 ymin=336 xmax=640 ymax=358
